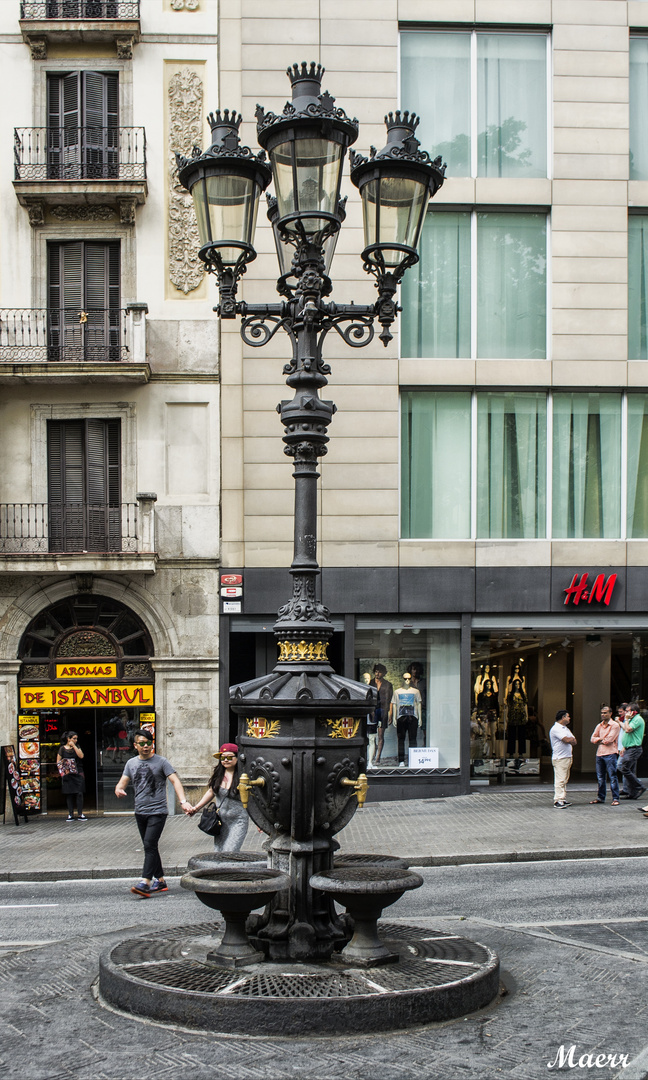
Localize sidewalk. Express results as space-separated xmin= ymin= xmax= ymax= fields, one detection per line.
xmin=2 ymin=785 xmax=648 ymax=880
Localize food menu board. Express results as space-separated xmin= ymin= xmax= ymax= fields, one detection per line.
xmin=2 ymin=745 xmax=29 ymax=824
xmin=18 ymin=714 xmax=41 ymax=811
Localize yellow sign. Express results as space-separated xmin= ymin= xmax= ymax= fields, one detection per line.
xmin=56 ymin=663 xmax=117 ymax=679
xmin=139 ymin=713 xmax=155 ymax=726
xmin=20 ymin=684 xmax=154 ymax=709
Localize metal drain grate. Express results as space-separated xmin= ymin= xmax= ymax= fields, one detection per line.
xmin=124 ymin=960 xmax=235 ymax=994
xmin=232 ymin=972 xmax=379 ymax=998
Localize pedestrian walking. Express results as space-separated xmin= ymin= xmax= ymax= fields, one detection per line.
xmin=188 ymin=743 xmax=249 ymax=852
xmin=115 ymin=729 xmax=193 ymax=897
xmin=589 ymin=704 xmax=621 ymax=805
xmin=615 ymin=703 xmax=630 ymax=796
xmin=56 ymin=731 xmax=87 ymax=821
xmin=617 ymin=703 xmax=646 ymax=801
xmin=550 ymin=709 xmax=576 ymax=808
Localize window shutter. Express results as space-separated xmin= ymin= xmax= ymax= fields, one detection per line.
xmin=47 ymin=421 xmax=84 ymax=552
xmin=62 ymin=72 xmax=81 ymax=177
xmin=47 ymin=419 xmax=121 ymax=552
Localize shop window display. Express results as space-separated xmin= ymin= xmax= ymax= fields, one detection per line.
xmin=355 ymin=625 xmax=460 ymax=770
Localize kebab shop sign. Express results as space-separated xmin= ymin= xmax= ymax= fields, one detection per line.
xmin=20 ymin=683 xmax=154 ymax=709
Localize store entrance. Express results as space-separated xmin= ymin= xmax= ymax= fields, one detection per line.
xmin=40 ymin=707 xmax=138 ymax=814
xmin=471 ymin=631 xmax=648 ymax=781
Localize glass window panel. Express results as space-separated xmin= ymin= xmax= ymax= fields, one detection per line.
xmin=477 ymin=212 xmax=546 ymax=359
xmin=401 ymin=31 xmax=471 ymax=177
xmin=204 ymin=174 xmax=258 ymax=265
xmin=477 ymin=33 xmax=547 ymax=178
xmin=401 ymin=212 xmax=471 ymax=358
xmin=476 ymin=393 xmax=547 ymax=538
xmin=401 ymin=391 xmax=471 ymax=539
xmin=355 ymin=628 xmax=460 ymax=769
xmin=628 ymin=216 xmax=648 ymax=360
xmin=627 ymin=395 xmax=648 ymax=537
xmin=630 ymin=38 xmax=648 ymax=180
xmin=552 ymin=393 xmax=621 ymax=539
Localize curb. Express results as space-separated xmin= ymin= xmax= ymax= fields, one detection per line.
xmin=2 ymin=845 xmax=648 ymax=881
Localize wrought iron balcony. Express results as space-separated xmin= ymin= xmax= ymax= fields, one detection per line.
xmin=20 ymin=1 xmax=140 ymax=17
xmin=14 ymin=128 xmax=146 ymax=183
xmin=0 ymin=503 xmax=138 ymax=554
xmin=19 ymin=1 xmax=140 ymax=59
xmin=0 ymin=308 xmax=128 ymax=363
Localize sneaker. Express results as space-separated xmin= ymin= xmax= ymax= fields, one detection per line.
xmin=65 ymin=814 xmax=75 ymax=821
xmin=77 ymin=814 xmax=88 ymax=821
xmin=553 ymin=801 xmax=569 ymax=808
xmin=130 ymin=880 xmax=152 ymax=897
xmin=150 ymin=879 xmax=168 ymax=894
xmin=398 ymin=762 xmax=406 ymax=768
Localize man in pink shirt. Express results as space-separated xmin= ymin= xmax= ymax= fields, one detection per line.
xmin=590 ymin=704 xmax=621 ymax=805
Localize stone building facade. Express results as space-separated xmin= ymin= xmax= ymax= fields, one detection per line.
xmin=217 ymin=1 xmax=648 ymax=799
xmin=0 ymin=0 xmax=221 ymax=813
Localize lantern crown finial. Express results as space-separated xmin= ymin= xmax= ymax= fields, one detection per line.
xmin=287 ymin=61 xmax=325 ymax=101
xmin=208 ymin=108 xmax=243 ymax=136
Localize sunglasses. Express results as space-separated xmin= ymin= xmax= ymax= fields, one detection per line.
xmin=220 ymin=753 xmax=237 ymax=760
xmin=136 ymin=740 xmax=153 ymax=747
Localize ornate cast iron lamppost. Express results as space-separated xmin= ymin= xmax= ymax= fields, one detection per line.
xmin=177 ymin=63 xmax=445 ymax=962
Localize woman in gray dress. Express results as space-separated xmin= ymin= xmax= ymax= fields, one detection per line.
xmin=190 ymin=743 xmax=249 ymax=852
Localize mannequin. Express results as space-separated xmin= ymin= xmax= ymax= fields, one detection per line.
xmin=391 ymin=673 xmax=422 ymax=767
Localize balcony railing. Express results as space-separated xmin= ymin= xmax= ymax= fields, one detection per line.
xmin=20 ymin=1 xmax=140 ymax=18
xmin=0 ymin=308 xmax=129 ymax=363
xmin=0 ymin=504 xmax=138 ymax=554
xmin=14 ymin=128 xmax=146 ymax=182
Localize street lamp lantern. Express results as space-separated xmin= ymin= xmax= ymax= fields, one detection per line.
xmin=256 ymin=62 xmax=357 ymax=248
xmin=350 ymin=110 xmax=446 ymax=282
xmin=175 ymin=109 xmax=271 ymax=314
xmin=267 ymin=193 xmax=347 ymax=297
xmin=176 ymin=63 xmax=446 ymax=963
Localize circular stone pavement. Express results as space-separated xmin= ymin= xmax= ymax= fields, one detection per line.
xmin=99 ymin=920 xmax=500 ymax=1035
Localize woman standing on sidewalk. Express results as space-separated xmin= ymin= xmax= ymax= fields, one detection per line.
xmin=57 ymin=731 xmax=87 ymax=822
xmin=189 ymin=744 xmax=249 ymax=852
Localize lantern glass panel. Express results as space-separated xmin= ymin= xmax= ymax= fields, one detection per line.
xmin=362 ymin=176 xmax=429 ymax=266
xmin=271 ymin=138 xmax=343 ymax=234
xmin=195 ymin=173 xmax=260 ymax=265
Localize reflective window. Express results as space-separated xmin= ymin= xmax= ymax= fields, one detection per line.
xmin=401 ymin=30 xmax=548 ymax=179
xmin=355 ymin=626 xmax=460 ymax=769
xmin=402 ymin=212 xmax=547 ymax=360
xmin=629 ymin=216 xmax=648 ymax=360
xmin=552 ymin=393 xmax=621 ymax=539
xmin=630 ymin=38 xmax=648 ymax=180
xmin=401 ymin=391 xmax=471 ymax=539
xmin=476 ymin=393 xmax=546 ymax=539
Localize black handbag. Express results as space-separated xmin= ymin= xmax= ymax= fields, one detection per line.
xmin=197 ymin=801 xmax=223 ymax=837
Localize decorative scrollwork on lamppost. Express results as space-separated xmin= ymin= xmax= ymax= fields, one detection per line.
xmin=176 ymin=62 xmax=446 ymax=964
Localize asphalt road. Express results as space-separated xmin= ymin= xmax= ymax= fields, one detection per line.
xmin=1 ymin=855 xmax=647 ymax=946
xmin=2 ymin=858 xmax=648 ymax=1080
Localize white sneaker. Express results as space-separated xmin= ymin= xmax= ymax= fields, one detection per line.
xmin=399 ymin=762 xmax=406 ymax=768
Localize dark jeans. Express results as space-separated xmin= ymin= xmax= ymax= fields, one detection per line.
xmin=65 ymin=793 xmax=83 ymax=816
xmin=397 ymin=714 xmax=419 ymax=764
xmin=135 ymin=813 xmax=167 ymax=881
xmin=617 ymin=746 xmax=644 ymax=797
xmin=595 ymin=753 xmax=619 ymax=802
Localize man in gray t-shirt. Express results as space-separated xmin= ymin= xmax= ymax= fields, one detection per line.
xmin=115 ymin=729 xmax=192 ymax=897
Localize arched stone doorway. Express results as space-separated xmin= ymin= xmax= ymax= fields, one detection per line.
xmin=18 ymin=594 xmax=154 ymax=815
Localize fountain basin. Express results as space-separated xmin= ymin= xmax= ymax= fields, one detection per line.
xmin=310 ymin=866 xmax=423 ymax=966
xmin=187 ymin=851 xmax=267 ymax=872
xmin=181 ymin=868 xmax=289 ymax=967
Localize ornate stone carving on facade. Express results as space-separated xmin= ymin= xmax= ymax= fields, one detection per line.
xmin=50 ymin=205 xmax=117 ymax=221
xmin=26 ymin=201 xmax=45 ymax=228
xmin=116 ymin=36 xmax=134 ymax=59
xmin=118 ymin=198 xmax=137 ymax=226
xmin=26 ymin=37 xmax=47 ymax=59
xmin=168 ymin=67 xmax=204 ymax=295
xmin=171 ymin=0 xmax=199 ymax=9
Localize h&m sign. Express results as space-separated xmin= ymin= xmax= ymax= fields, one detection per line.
xmin=564 ymin=572 xmax=617 ymax=607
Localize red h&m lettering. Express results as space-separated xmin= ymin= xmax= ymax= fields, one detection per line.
xmin=564 ymin=572 xmax=617 ymax=607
